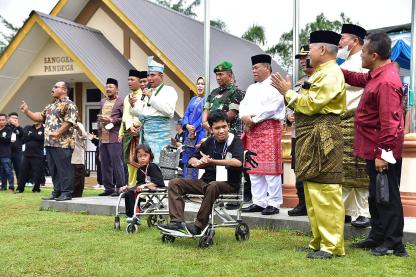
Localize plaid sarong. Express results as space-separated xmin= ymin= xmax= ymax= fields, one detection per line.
xmin=340 ymin=110 xmax=369 ymax=188
xmin=295 ymin=113 xmax=344 ymax=184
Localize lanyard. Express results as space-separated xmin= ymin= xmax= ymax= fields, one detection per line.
xmin=213 ymin=140 xmax=228 ymax=159
xmin=153 ymin=84 xmax=165 ymax=97
xmin=139 ymin=164 xmax=149 ymax=178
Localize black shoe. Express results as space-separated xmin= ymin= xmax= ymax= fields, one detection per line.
xmin=345 ymin=215 xmax=352 ymax=223
xmin=157 ymin=222 xmax=186 ymax=233
xmin=185 ymin=223 xmax=201 ymax=235
xmin=307 ymin=250 xmax=333 ymax=259
xmin=370 ymin=246 xmax=393 ymax=256
xmin=98 ymin=191 xmax=113 ymax=196
xmin=241 ymin=204 xmax=264 ymax=213
xmin=8 ymin=187 xmax=15 ymax=192
xmin=15 ymin=190 xmax=24 ymax=194
xmin=32 ymin=190 xmax=41 ymax=193
xmin=225 ymin=203 xmax=239 ymax=210
xmin=261 ymin=206 xmax=279 ymax=215
xmin=288 ymin=204 xmax=307 ymax=216
xmin=296 ymin=246 xmax=318 ymax=253
xmin=55 ymin=195 xmax=72 ymax=201
xmin=393 ymin=244 xmax=409 ymax=257
xmin=42 ymin=195 xmax=57 ymax=200
xmin=351 ymin=216 xmax=371 ymax=228
xmin=351 ymin=239 xmax=381 ymax=250
xmin=110 ymin=191 xmax=120 ymax=197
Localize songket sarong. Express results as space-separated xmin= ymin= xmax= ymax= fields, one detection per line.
xmin=242 ymin=119 xmax=282 ymax=175
xmin=340 ymin=110 xmax=369 ymax=188
xmin=140 ymin=116 xmax=171 ymax=164
xmin=295 ymin=113 xmax=344 ymax=184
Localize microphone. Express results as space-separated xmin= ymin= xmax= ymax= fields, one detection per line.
xmin=141 ymin=84 xmax=152 ymax=101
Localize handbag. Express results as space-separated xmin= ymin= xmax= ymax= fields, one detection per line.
xmin=376 ymin=172 xmax=389 ymax=205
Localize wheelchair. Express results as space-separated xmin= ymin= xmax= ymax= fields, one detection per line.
xmin=158 ymin=150 xmax=257 ymax=248
xmin=113 ymin=145 xmax=184 ymax=233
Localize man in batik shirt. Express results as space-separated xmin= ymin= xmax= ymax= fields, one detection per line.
xmin=21 ymin=81 xmax=78 ymax=201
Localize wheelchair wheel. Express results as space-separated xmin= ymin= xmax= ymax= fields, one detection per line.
xmin=114 ymin=216 xmax=121 ymax=230
xmin=235 ymin=223 xmax=250 ymax=241
xmin=126 ymin=223 xmax=138 ymax=234
xmin=147 ymin=215 xmax=167 ymax=227
xmin=199 ymin=234 xmax=214 ymax=248
xmin=161 ymin=234 xmax=176 ymax=243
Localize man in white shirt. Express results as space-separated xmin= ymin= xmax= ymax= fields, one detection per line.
xmin=130 ymin=57 xmax=178 ymax=163
xmin=240 ymin=54 xmax=286 ymax=215
xmin=338 ymin=24 xmax=371 ymax=228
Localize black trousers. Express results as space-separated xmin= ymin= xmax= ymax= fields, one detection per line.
xmin=72 ymin=164 xmax=85 ymax=198
xmin=17 ymin=156 xmax=44 ymax=192
xmin=291 ymin=138 xmax=305 ymax=206
xmin=11 ymin=151 xmax=22 ymax=182
xmin=124 ymin=188 xmax=143 ymax=218
xmin=46 ymin=147 xmax=74 ymax=197
xmin=366 ymin=159 xmax=404 ymax=248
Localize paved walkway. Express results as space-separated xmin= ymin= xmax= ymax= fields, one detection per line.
xmin=41 ymin=196 xmax=416 ymax=243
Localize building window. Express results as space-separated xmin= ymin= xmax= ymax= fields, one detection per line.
xmin=86 ymin=88 xmax=102 ymax=103
xmin=68 ymin=87 xmax=74 ymax=101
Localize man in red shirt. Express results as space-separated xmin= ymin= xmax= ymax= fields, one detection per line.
xmin=342 ymin=32 xmax=407 ymax=257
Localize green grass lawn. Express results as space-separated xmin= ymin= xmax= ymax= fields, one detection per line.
xmin=0 ymin=188 xmax=415 ymax=276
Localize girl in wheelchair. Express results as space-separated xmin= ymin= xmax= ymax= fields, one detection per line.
xmin=120 ymin=144 xmax=164 ymax=218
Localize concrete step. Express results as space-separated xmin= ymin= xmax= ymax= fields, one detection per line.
xmin=41 ymin=196 xmax=416 ymax=243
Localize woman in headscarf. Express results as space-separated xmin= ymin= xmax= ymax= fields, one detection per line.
xmin=181 ymin=77 xmax=206 ymax=179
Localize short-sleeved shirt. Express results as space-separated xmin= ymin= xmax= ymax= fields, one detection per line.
xmin=204 ymin=83 xmax=244 ymax=135
xmin=41 ymin=97 xmax=78 ymax=149
xmin=192 ymin=135 xmax=244 ymax=188
xmin=136 ymin=163 xmax=165 ymax=187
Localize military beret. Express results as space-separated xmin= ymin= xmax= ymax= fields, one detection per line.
xmin=214 ymin=61 xmax=233 ymax=73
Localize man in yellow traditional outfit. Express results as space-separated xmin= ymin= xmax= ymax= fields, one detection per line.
xmin=271 ymin=30 xmax=346 ymax=259
xmin=119 ymin=70 xmax=148 ymax=186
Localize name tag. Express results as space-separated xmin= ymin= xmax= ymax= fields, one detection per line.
xmin=216 ymin=166 xmax=227 ymax=182
xmin=198 ymin=169 xmax=205 ymax=179
xmin=11 ymin=133 xmax=16 ymax=142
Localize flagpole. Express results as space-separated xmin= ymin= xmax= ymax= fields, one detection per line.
xmin=204 ymin=0 xmax=210 ymax=95
xmin=292 ymin=0 xmax=300 ymax=84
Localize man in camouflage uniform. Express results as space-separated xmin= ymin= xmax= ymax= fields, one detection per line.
xmin=202 ymin=61 xmax=244 ymax=136
xmin=20 ymin=81 xmax=78 ymax=201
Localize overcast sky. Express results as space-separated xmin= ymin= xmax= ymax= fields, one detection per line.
xmin=0 ymin=0 xmax=412 ymax=49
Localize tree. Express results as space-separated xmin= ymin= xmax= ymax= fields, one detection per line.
xmin=156 ymin=0 xmax=201 ymax=17
xmin=0 ymin=15 xmax=19 ymax=54
xmin=267 ymin=13 xmax=353 ymax=71
xmin=210 ymin=19 xmax=228 ymax=31
xmin=242 ymin=24 xmax=266 ymax=46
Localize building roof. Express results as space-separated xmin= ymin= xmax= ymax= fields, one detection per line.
xmin=36 ymin=11 xmax=134 ymax=95
xmin=53 ymin=0 xmax=286 ymax=91
xmin=368 ymin=23 xmax=411 ymax=35
xmin=0 ymin=11 xmax=135 ymax=108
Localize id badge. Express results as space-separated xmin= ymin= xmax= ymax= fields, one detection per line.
xmin=216 ymin=166 xmax=227 ymax=182
xmin=198 ymin=169 xmax=205 ymax=179
xmin=225 ymin=152 xmax=232 ymax=160
xmin=145 ymin=176 xmax=151 ymax=183
xmin=105 ymin=123 xmax=114 ymax=130
xmin=11 ymin=133 xmax=16 ymax=142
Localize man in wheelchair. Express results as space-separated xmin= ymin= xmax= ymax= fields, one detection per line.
xmin=157 ymin=110 xmax=244 ymax=235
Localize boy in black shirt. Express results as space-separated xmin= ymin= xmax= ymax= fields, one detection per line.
xmin=16 ymin=121 xmax=45 ymax=193
xmin=8 ymin=112 xmax=24 ymax=182
xmin=0 ymin=113 xmax=14 ymax=191
xmin=158 ymin=110 xmax=244 ymax=235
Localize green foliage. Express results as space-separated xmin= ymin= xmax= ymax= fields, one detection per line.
xmin=0 ymin=14 xmax=19 ymax=53
xmin=242 ymin=24 xmax=266 ymax=46
xmin=210 ymin=19 xmax=228 ymax=31
xmin=267 ymin=13 xmax=353 ymax=71
xmin=156 ymin=0 xmax=201 ymax=17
